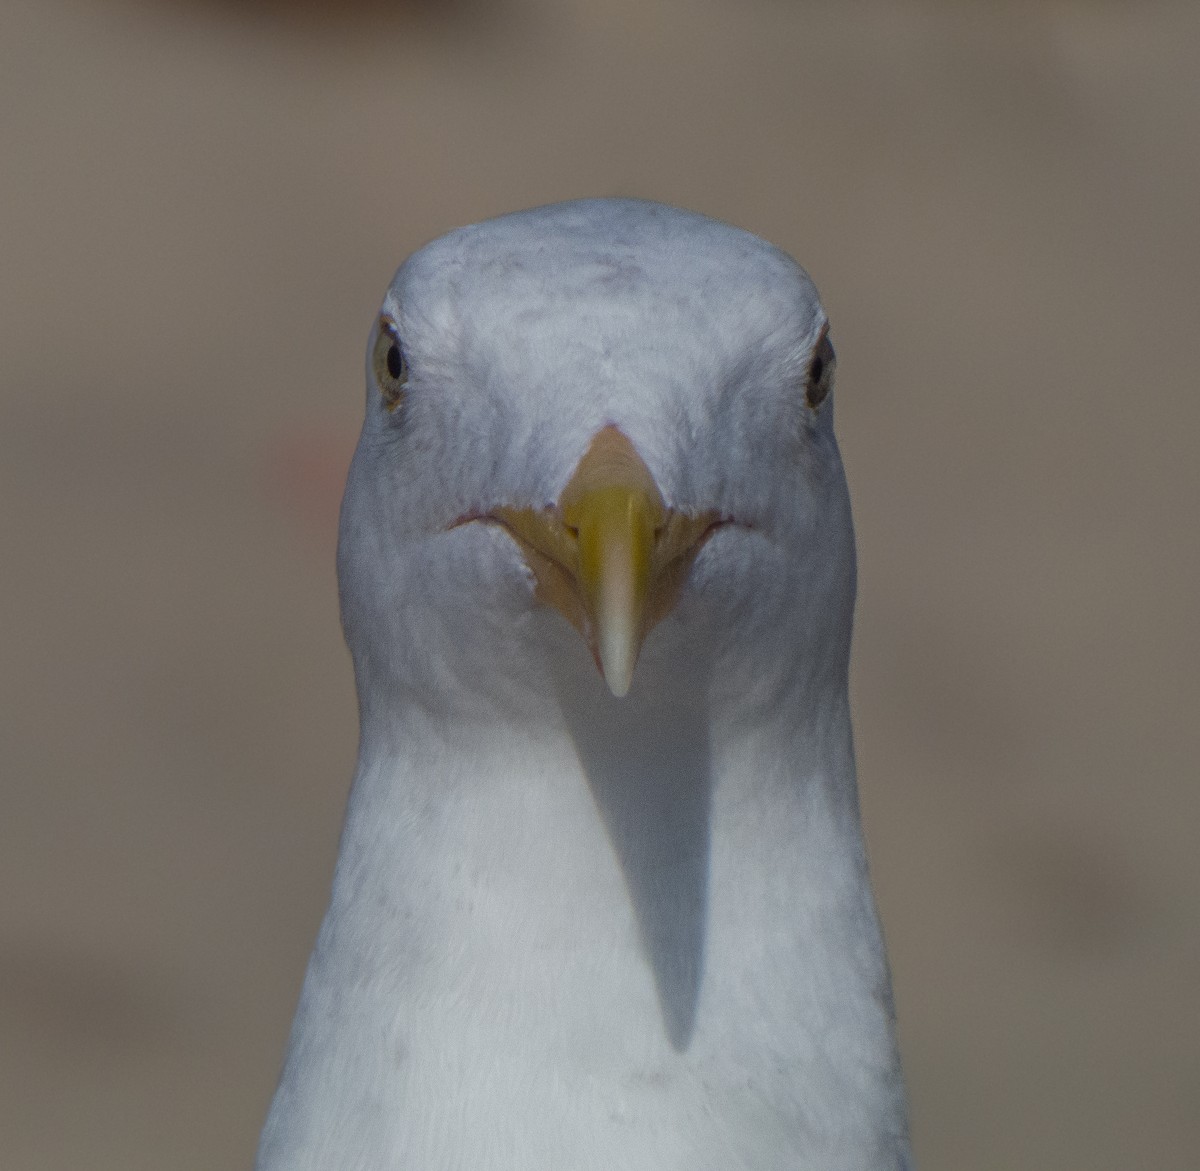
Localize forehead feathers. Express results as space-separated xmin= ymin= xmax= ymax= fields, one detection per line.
xmin=374 ymin=200 xmax=831 ymax=523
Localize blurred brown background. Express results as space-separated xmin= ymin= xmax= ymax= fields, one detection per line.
xmin=2 ymin=0 xmax=1197 ymax=1167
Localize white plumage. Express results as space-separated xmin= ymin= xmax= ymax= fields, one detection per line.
xmin=257 ymin=199 xmax=911 ymax=1169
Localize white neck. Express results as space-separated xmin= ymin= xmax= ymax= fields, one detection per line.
xmin=257 ymin=635 xmax=910 ymax=1170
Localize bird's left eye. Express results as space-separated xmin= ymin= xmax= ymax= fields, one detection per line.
xmin=372 ymin=318 xmax=409 ymax=411
xmin=805 ymin=327 xmax=836 ymax=409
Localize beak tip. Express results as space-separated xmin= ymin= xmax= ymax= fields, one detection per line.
xmin=604 ymin=670 xmax=633 ymax=699
xmin=597 ymin=635 xmax=637 ymax=699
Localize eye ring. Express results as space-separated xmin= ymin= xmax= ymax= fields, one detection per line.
xmin=372 ymin=317 xmax=409 ymax=411
xmin=805 ymin=325 xmax=836 ymax=410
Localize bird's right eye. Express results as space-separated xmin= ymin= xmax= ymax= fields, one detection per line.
xmin=372 ymin=318 xmax=409 ymax=411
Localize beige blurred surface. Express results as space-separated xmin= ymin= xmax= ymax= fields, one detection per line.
xmin=2 ymin=0 xmax=1198 ymax=1166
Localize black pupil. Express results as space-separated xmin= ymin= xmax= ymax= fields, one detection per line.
xmin=810 ymin=354 xmax=825 ymax=384
xmin=386 ymin=342 xmax=404 ymax=380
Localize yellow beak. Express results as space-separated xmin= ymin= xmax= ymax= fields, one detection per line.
xmin=493 ymin=427 xmax=719 ymax=696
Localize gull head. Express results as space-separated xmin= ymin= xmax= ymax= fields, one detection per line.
xmin=337 ymin=199 xmax=853 ymax=718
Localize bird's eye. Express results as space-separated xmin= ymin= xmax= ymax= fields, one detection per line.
xmin=805 ymin=327 xmax=836 ymax=410
xmin=372 ymin=318 xmax=409 ymax=411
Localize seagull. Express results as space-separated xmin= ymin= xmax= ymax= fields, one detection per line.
xmin=256 ymin=199 xmax=912 ymax=1170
